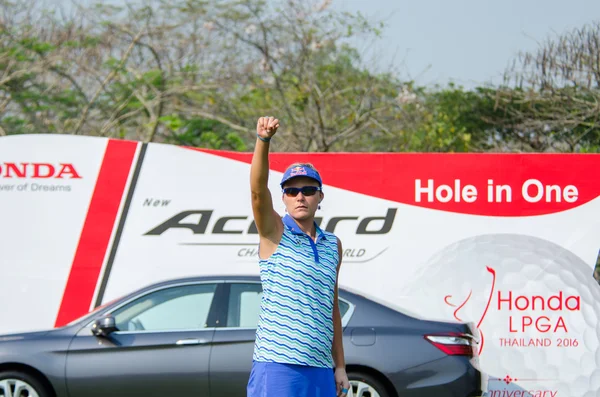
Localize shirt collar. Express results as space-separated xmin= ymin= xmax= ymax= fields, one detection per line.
xmin=282 ymin=214 xmax=327 ymax=240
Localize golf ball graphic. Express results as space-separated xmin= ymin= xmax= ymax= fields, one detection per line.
xmin=401 ymin=234 xmax=600 ymax=397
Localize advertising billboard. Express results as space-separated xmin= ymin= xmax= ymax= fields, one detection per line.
xmin=1 ymin=134 xmax=599 ymax=396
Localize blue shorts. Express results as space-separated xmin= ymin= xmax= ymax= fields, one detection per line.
xmin=247 ymin=361 xmax=336 ymax=397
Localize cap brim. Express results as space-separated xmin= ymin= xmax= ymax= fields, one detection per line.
xmin=280 ymin=175 xmax=322 ymax=187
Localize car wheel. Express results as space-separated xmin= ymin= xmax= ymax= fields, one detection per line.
xmin=0 ymin=371 xmax=48 ymax=397
xmin=347 ymin=371 xmax=390 ymax=397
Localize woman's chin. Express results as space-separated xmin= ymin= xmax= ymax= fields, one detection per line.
xmin=290 ymin=209 xmax=313 ymax=219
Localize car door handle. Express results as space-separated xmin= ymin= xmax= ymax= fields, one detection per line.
xmin=175 ymin=338 xmax=205 ymax=346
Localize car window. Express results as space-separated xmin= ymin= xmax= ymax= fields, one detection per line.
xmin=338 ymin=299 xmax=350 ymax=318
xmin=225 ymin=283 xmax=352 ymax=328
xmin=111 ymin=283 xmax=217 ymax=332
xmin=227 ymin=283 xmax=263 ymax=328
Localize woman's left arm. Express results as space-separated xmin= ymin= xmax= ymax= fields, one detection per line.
xmin=333 ymin=237 xmax=350 ymax=396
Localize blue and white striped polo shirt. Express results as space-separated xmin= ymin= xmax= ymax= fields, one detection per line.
xmin=253 ymin=214 xmax=340 ymax=368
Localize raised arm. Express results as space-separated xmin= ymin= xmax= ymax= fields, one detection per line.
xmin=250 ymin=117 xmax=283 ymax=251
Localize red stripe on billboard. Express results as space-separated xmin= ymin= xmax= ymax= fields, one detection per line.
xmin=193 ymin=149 xmax=600 ymax=217
xmin=54 ymin=139 xmax=138 ymax=327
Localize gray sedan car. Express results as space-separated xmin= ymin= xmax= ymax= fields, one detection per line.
xmin=0 ymin=276 xmax=485 ymax=397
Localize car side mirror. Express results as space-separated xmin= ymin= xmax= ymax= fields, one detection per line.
xmin=91 ymin=315 xmax=118 ymax=337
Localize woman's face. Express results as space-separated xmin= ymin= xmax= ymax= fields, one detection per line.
xmin=282 ymin=176 xmax=323 ymax=221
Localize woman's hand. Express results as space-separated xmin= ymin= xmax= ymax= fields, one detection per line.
xmin=256 ymin=116 xmax=279 ymax=140
xmin=335 ymin=367 xmax=351 ymax=396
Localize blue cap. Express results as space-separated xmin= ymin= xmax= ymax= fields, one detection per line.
xmin=280 ymin=165 xmax=322 ymax=187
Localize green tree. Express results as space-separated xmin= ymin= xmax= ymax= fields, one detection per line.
xmin=176 ymin=0 xmax=402 ymax=152
xmin=344 ymin=83 xmax=505 ymax=152
xmin=492 ymin=21 xmax=600 ymax=152
xmin=0 ymin=1 xmax=92 ymax=136
xmin=1 ymin=0 xmax=406 ymax=152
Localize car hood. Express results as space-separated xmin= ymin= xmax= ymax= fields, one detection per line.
xmin=0 ymin=330 xmax=52 ymax=342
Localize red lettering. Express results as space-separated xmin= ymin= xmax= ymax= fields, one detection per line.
xmin=32 ymin=163 xmax=55 ymax=178
xmin=521 ymin=316 xmax=533 ymax=332
xmin=513 ymin=316 xmax=568 ymax=333
xmin=515 ymin=296 xmax=529 ymax=311
xmin=497 ymin=290 xmax=512 ymax=310
xmin=497 ymin=290 xmax=580 ymax=312
xmin=554 ymin=316 xmax=568 ymax=332
xmin=547 ymin=291 xmax=563 ymax=310
xmin=531 ymin=295 xmax=545 ymax=310
xmin=4 ymin=163 xmax=27 ymax=178
xmin=0 ymin=162 xmax=82 ymax=179
xmin=536 ymin=316 xmax=551 ymax=332
xmin=56 ymin=163 xmax=82 ymax=179
xmin=565 ymin=296 xmax=580 ymax=311
xmin=509 ymin=316 xmax=518 ymax=332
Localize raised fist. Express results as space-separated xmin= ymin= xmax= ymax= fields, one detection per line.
xmin=257 ymin=116 xmax=280 ymax=139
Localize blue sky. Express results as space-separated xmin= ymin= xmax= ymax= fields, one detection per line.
xmin=55 ymin=0 xmax=600 ymax=89
xmin=334 ymin=0 xmax=600 ymax=88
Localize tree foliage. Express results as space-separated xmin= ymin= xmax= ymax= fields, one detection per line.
xmin=0 ymin=0 xmax=403 ymax=151
xmin=492 ymin=21 xmax=600 ymax=152
xmin=1 ymin=0 xmax=599 ymax=153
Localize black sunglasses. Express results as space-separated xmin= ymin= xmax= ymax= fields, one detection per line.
xmin=282 ymin=186 xmax=322 ymax=197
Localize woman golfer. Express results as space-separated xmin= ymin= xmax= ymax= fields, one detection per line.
xmin=247 ymin=116 xmax=350 ymax=397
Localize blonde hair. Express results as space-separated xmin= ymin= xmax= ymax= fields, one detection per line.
xmin=285 ymin=162 xmax=320 ymax=173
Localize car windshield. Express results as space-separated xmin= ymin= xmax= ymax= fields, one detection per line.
xmin=65 ymin=298 xmax=119 ymax=326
